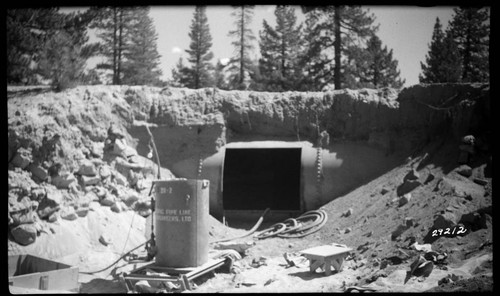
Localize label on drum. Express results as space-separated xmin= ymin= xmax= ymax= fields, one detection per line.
xmin=155 ymin=208 xmax=192 ymax=222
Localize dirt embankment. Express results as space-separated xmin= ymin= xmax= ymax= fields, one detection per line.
xmin=125 ymin=84 xmax=489 ymax=168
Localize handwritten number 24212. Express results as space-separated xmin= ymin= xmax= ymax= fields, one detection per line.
xmin=432 ymin=226 xmax=467 ymax=237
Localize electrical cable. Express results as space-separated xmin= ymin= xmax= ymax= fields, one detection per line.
xmin=209 ymin=207 xmax=270 ymax=244
xmin=80 ymin=239 xmax=151 ymax=274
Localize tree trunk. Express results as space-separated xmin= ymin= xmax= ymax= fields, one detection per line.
xmin=117 ymin=9 xmax=123 ymax=85
xmin=113 ymin=9 xmax=118 ymax=85
xmin=240 ymin=7 xmax=245 ymax=85
xmin=334 ymin=6 xmax=341 ymax=90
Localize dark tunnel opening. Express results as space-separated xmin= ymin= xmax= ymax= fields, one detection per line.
xmin=222 ymin=148 xmax=302 ymax=211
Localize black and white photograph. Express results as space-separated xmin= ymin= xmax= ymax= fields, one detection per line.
xmin=7 ymin=5 xmax=492 ymax=293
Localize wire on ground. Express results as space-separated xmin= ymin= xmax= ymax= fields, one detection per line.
xmin=254 ymin=209 xmax=328 ymax=239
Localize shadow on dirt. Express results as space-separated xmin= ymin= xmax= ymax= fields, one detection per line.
xmin=289 ymin=270 xmax=340 ymax=281
xmin=79 ymin=278 xmax=127 ymax=293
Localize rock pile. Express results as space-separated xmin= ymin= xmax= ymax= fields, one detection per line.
xmin=8 ymin=124 xmax=173 ymax=246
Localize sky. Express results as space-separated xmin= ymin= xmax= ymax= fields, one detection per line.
xmin=63 ymin=5 xmax=457 ymax=87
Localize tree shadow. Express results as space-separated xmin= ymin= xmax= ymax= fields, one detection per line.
xmin=7 ymin=86 xmax=52 ymax=98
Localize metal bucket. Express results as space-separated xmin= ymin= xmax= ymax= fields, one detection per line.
xmin=153 ymin=179 xmax=209 ymax=268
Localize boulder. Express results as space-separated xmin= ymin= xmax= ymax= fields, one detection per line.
xmin=30 ymin=187 xmax=46 ymax=201
xmin=37 ymin=186 xmax=63 ymax=219
xmin=413 ymin=261 xmax=434 ymax=277
xmin=99 ymin=165 xmax=112 ymax=179
xmin=28 ymin=164 xmax=49 ymax=182
xmin=9 ymin=197 xmax=38 ymax=226
xmin=11 ymin=148 xmax=32 ymax=169
xmin=107 ymin=123 xmax=126 ymax=140
xmin=79 ymin=192 xmax=96 ymax=207
xmin=100 ymin=193 xmax=116 ymax=206
xmin=77 ymin=159 xmax=97 ymax=176
xmin=405 ymin=217 xmax=414 ymax=227
xmin=380 ymin=188 xmax=390 ymax=195
xmin=8 ymin=169 xmax=37 ymax=195
xmin=127 ymin=170 xmax=141 ymax=187
xmin=51 ymin=173 xmax=77 ymax=189
xmin=399 ymin=193 xmax=412 ymax=207
xmin=11 ymin=223 xmax=37 ymax=246
xmin=68 ymin=182 xmax=82 ymax=195
xmin=412 ymin=243 xmax=433 ymax=252
xmin=48 ymin=212 xmax=59 ymax=223
xmin=123 ymin=190 xmax=141 ymax=207
xmin=391 ymin=224 xmax=409 ymax=240
xmin=112 ymin=138 xmax=137 ymax=158
xmin=473 ymin=178 xmax=488 ymax=186
xmin=99 ymin=234 xmax=112 ymax=246
xmin=113 ymin=171 xmax=128 ymax=186
xmin=60 ymin=206 xmax=78 ymax=221
xmin=111 ymin=201 xmax=128 ymax=213
xmin=89 ymin=201 xmax=101 ymax=211
xmin=343 ymin=208 xmax=353 ymax=217
xmin=138 ymin=209 xmax=152 ymax=217
xmin=433 ymin=212 xmax=457 ymax=229
xmin=90 ymin=142 xmax=104 ymax=158
xmin=76 ymin=207 xmax=89 ymax=217
xmin=81 ymin=175 xmax=101 ymax=186
xmin=397 ymin=180 xmax=421 ymax=196
xmin=455 ymin=165 xmax=472 ymax=178
xmin=93 ymin=186 xmax=108 ymax=198
xmin=403 ymin=168 xmax=420 ymax=182
xmin=48 ymin=162 xmax=64 ymax=178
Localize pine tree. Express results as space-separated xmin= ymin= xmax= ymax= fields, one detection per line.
xmin=171 ymin=57 xmax=193 ymax=87
xmin=214 ymin=60 xmax=230 ymax=90
xmin=121 ymin=7 xmax=163 ymax=86
xmin=184 ymin=6 xmax=215 ymax=89
xmin=7 ymin=8 xmax=97 ymax=86
xmin=90 ymin=7 xmax=134 ymax=85
xmin=297 ymin=10 xmax=330 ymax=91
xmin=256 ymin=5 xmax=304 ymax=91
xmin=37 ymin=31 xmax=86 ymax=90
xmin=345 ymin=35 xmax=405 ymax=88
xmin=448 ymin=7 xmax=489 ymax=83
xmin=302 ymin=6 xmax=378 ymax=90
xmin=227 ymin=6 xmax=257 ymax=90
xmin=419 ymin=17 xmax=462 ymax=83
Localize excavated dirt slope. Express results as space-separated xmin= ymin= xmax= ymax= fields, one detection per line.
xmin=7 ymin=84 xmax=492 ymax=293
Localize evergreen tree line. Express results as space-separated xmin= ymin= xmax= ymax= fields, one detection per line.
xmin=419 ymin=7 xmax=490 ymax=84
xmin=7 ymin=6 xmax=489 ymax=92
xmin=7 ymin=6 xmax=164 ymax=90
xmin=174 ymin=6 xmax=490 ymax=91
xmin=173 ymin=5 xmax=407 ymax=91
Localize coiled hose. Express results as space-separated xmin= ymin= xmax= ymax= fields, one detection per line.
xmin=254 ymin=209 xmax=328 ymax=239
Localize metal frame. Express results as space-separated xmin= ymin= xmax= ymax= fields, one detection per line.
xmin=123 ymin=256 xmax=233 ymax=292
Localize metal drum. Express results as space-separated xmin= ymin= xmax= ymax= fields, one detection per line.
xmin=153 ymin=179 xmax=209 ymax=267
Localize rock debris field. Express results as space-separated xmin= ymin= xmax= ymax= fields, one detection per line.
xmin=7 ymin=84 xmax=492 ymax=293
